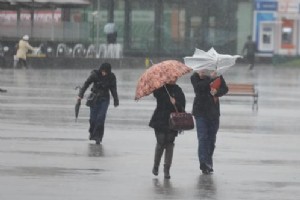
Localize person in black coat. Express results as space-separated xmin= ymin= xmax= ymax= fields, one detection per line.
xmin=191 ymin=70 xmax=228 ymax=174
xmin=77 ymin=63 xmax=119 ymax=144
xmin=149 ymin=81 xmax=186 ymax=179
xmin=242 ymin=35 xmax=256 ymax=70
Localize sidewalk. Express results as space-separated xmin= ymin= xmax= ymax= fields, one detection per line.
xmin=0 ymin=64 xmax=299 ymax=200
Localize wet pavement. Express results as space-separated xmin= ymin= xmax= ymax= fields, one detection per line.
xmin=0 ymin=64 xmax=300 ymax=200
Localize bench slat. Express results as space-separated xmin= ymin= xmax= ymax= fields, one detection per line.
xmin=225 ymin=83 xmax=258 ymax=111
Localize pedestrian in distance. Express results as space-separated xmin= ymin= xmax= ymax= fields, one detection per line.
xmin=77 ymin=63 xmax=119 ymax=145
xmin=242 ymin=35 xmax=257 ymax=70
xmin=149 ymin=80 xmax=186 ymax=179
xmin=15 ymin=35 xmax=36 ymax=69
xmin=190 ymin=69 xmax=228 ymax=174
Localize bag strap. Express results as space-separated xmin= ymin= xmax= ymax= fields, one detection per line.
xmin=164 ymin=85 xmax=179 ymax=113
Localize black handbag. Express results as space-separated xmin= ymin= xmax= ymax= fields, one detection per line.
xmin=164 ymin=85 xmax=194 ymax=131
xmin=86 ymin=92 xmax=97 ymax=107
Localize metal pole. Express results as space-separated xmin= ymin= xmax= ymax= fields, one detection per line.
xmin=92 ymin=15 xmax=95 ymax=43
xmin=51 ymin=7 xmax=55 ymax=41
xmin=31 ymin=0 xmax=34 ymax=37
xmin=96 ymin=0 xmax=100 ymax=48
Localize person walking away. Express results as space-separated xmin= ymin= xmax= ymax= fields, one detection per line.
xmin=242 ymin=35 xmax=256 ymax=70
xmin=77 ymin=63 xmax=119 ymax=144
xmin=191 ymin=70 xmax=228 ymax=174
xmin=15 ymin=35 xmax=36 ymax=69
xmin=149 ymin=81 xmax=186 ymax=179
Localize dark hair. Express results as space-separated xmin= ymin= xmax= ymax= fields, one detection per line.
xmin=247 ymin=35 xmax=252 ymax=40
xmin=99 ymin=62 xmax=111 ymax=74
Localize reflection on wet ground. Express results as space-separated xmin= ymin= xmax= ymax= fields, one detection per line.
xmin=0 ymin=65 xmax=300 ymax=199
xmin=0 ymin=166 xmax=105 ymax=177
xmin=196 ymin=175 xmax=217 ymax=200
xmin=88 ymin=144 xmax=105 ymax=157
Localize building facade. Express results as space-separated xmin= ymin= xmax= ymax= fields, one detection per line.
xmin=254 ymin=0 xmax=300 ymax=56
xmin=0 ymin=0 xmax=253 ymax=57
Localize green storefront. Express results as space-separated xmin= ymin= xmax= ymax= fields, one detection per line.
xmin=85 ymin=0 xmax=251 ymax=57
xmin=0 ymin=0 xmax=253 ymax=57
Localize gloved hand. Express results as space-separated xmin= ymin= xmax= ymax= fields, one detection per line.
xmin=114 ymin=99 xmax=119 ymax=107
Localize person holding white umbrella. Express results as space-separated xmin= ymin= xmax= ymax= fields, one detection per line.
xmin=185 ymin=48 xmax=234 ymax=174
xmin=190 ymin=69 xmax=228 ymax=174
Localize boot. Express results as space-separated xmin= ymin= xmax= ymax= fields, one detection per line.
xmin=152 ymin=143 xmax=164 ymax=176
xmin=164 ymin=143 xmax=174 ymax=179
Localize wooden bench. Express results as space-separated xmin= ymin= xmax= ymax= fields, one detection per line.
xmin=226 ymin=83 xmax=258 ymax=111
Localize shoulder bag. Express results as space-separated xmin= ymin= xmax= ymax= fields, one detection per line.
xmin=164 ymin=86 xmax=194 ymax=131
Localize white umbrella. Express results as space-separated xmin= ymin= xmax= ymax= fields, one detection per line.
xmin=184 ymin=47 xmax=242 ymax=74
xmin=104 ymin=23 xmax=117 ymax=34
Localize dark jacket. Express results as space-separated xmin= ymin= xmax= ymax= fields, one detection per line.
xmin=191 ymin=73 xmax=228 ymax=120
xmin=149 ymin=84 xmax=186 ymax=131
xmin=243 ymin=40 xmax=256 ymax=55
xmin=78 ymin=69 xmax=119 ymax=106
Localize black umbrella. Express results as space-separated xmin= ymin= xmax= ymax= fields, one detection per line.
xmin=74 ymin=86 xmax=81 ymax=122
xmin=75 ymin=99 xmax=81 ymax=122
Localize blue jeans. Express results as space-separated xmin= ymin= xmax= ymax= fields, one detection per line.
xmin=195 ymin=116 xmax=219 ymax=170
xmin=89 ymin=98 xmax=110 ymax=141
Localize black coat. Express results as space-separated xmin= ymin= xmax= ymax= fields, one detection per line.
xmin=78 ymin=69 xmax=119 ymax=105
xmin=190 ymin=73 xmax=228 ymax=120
xmin=149 ymin=84 xmax=186 ymax=131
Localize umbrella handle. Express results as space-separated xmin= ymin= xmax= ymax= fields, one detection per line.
xmin=164 ymin=85 xmax=179 ymax=113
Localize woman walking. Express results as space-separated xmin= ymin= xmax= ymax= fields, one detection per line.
xmin=149 ymin=80 xmax=186 ymax=179
xmin=77 ymin=63 xmax=119 ymax=144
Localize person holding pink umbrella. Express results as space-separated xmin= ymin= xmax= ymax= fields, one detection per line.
xmin=149 ymin=80 xmax=186 ymax=179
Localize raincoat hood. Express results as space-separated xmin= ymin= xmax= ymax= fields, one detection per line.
xmin=99 ymin=63 xmax=111 ymax=74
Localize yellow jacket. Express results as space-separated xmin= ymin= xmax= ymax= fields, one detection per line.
xmin=16 ymin=39 xmax=34 ymax=60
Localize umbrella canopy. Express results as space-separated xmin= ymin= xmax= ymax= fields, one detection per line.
xmin=104 ymin=23 xmax=117 ymax=34
xmin=184 ymin=47 xmax=241 ymax=74
xmin=135 ymin=60 xmax=192 ymax=100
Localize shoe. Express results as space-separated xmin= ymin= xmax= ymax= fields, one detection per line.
xmin=152 ymin=166 xmax=159 ymax=176
xmin=200 ymin=163 xmax=212 ymax=174
xmin=164 ymin=164 xmax=171 ymax=179
xmin=95 ymin=140 xmax=101 ymax=145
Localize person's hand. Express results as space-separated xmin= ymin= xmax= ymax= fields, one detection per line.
xmin=210 ymin=88 xmax=217 ymax=96
xmin=170 ymin=97 xmax=176 ymax=105
xmin=210 ymin=71 xmax=217 ymax=78
xmin=114 ymin=99 xmax=119 ymax=107
xmin=77 ymin=96 xmax=82 ymax=101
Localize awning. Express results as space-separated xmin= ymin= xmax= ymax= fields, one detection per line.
xmin=0 ymin=0 xmax=90 ymax=9
xmin=34 ymin=0 xmax=90 ymax=7
xmin=35 ymin=0 xmax=90 ymax=5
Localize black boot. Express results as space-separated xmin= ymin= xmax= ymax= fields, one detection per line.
xmin=152 ymin=143 xmax=164 ymax=176
xmin=164 ymin=143 xmax=174 ymax=179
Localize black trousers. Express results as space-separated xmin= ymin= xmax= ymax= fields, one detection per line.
xmin=154 ymin=129 xmax=177 ymax=146
xmin=18 ymin=58 xmax=28 ymax=68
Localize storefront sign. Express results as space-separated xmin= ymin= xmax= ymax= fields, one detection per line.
xmin=278 ymin=0 xmax=299 ymax=13
xmin=255 ymin=1 xmax=278 ymax=11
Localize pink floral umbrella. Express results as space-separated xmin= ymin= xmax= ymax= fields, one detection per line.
xmin=135 ymin=60 xmax=192 ymax=100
